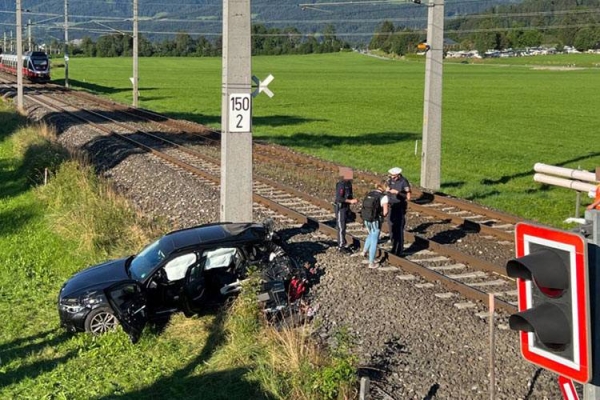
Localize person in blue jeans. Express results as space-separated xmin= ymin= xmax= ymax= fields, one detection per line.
xmin=360 ymin=181 xmax=389 ymax=269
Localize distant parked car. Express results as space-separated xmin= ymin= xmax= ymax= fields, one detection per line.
xmin=58 ymin=219 xmax=301 ymax=342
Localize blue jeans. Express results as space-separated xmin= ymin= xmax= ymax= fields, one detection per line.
xmin=362 ymin=220 xmax=381 ymax=264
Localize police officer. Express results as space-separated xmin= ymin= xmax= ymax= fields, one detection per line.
xmin=386 ymin=167 xmax=411 ymax=256
xmin=335 ymin=167 xmax=358 ymax=253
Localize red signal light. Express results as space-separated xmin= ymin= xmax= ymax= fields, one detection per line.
xmin=533 ymin=279 xmax=566 ymax=298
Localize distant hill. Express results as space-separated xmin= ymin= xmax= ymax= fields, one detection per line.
xmin=445 ymin=0 xmax=600 ymax=50
xmin=0 ymin=0 xmax=524 ymax=46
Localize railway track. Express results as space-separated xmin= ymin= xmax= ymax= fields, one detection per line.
xmin=29 ymin=82 xmax=522 ymax=243
xmin=6 ymin=78 xmax=519 ymax=236
xmin=0 ymin=83 xmax=523 ymax=316
xmin=114 ymin=99 xmax=522 ymax=243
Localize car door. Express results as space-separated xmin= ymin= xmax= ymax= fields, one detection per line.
xmin=104 ymin=281 xmax=148 ymax=344
xmin=182 ymin=259 xmax=206 ymax=315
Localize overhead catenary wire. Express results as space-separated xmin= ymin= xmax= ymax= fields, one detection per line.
xmin=34 ymin=21 xmax=600 ymax=38
xmin=2 ymin=0 xmax=598 ymax=42
xmin=4 ymin=7 xmax=598 ymax=28
xmin=25 ymin=12 xmax=600 ymax=30
xmin=2 ymin=3 xmax=599 ymax=18
xmin=13 ymin=20 xmax=600 ymax=40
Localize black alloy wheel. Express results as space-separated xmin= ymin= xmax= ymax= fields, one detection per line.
xmin=84 ymin=307 xmax=119 ymax=335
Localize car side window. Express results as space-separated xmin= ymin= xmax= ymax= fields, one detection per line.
xmin=163 ymin=253 xmax=197 ymax=282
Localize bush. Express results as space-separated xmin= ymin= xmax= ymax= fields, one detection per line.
xmin=12 ymin=123 xmax=69 ymax=186
xmin=37 ymin=160 xmax=161 ymax=256
xmin=221 ymin=279 xmax=358 ymax=400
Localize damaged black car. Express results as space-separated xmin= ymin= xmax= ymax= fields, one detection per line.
xmin=58 ymin=219 xmax=303 ymax=342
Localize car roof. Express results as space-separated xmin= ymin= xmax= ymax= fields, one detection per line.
xmin=161 ymin=222 xmax=265 ymax=252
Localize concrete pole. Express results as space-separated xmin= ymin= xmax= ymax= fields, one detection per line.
xmin=10 ymin=31 xmax=13 ymax=52
xmin=64 ymin=0 xmax=69 ymax=88
xmin=16 ymin=0 xmax=24 ymax=110
xmin=27 ymin=19 xmax=31 ymax=51
xmin=419 ymin=0 xmax=444 ymax=191
xmin=3 ymin=32 xmax=6 ymax=53
xmin=220 ymin=0 xmax=253 ymax=222
xmin=132 ymin=0 xmax=139 ymax=107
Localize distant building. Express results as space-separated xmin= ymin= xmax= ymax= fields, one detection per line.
xmin=446 ymin=49 xmax=481 ymax=59
xmin=563 ymin=45 xmax=580 ymax=54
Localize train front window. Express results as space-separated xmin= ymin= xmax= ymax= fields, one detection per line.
xmin=31 ymin=59 xmax=48 ymax=70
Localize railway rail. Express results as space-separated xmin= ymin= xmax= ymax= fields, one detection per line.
xmin=5 ymin=76 xmax=521 ymax=242
xmin=1 ymin=78 xmax=520 ymax=314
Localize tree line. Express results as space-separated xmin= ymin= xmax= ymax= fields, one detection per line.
xmin=52 ymin=24 xmax=350 ymax=58
xmin=369 ymin=0 xmax=600 ymax=55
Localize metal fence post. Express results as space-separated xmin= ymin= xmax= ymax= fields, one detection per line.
xmin=584 ymin=210 xmax=600 ymax=400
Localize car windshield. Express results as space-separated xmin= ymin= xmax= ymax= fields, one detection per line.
xmin=128 ymin=238 xmax=174 ymax=281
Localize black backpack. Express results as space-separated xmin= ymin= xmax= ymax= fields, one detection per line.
xmin=360 ymin=191 xmax=382 ymax=222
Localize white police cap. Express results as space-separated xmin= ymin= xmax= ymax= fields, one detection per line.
xmin=388 ymin=167 xmax=402 ymax=175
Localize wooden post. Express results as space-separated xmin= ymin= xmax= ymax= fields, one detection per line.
xmin=359 ymin=376 xmax=370 ymax=400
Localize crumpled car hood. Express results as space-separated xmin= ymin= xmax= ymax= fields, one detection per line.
xmin=60 ymin=258 xmax=130 ymax=298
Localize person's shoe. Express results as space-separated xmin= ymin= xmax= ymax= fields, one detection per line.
xmin=350 ymin=251 xmax=367 ymax=258
xmin=361 ymin=259 xmax=370 ymax=265
xmin=368 ymin=262 xmax=380 ymax=269
xmin=338 ymin=247 xmax=352 ymax=254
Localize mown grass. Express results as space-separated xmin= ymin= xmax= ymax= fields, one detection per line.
xmin=0 ymin=102 xmax=355 ymax=399
xmin=50 ymin=52 xmax=600 ymax=227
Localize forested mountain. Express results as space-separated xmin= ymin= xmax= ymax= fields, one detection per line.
xmin=0 ymin=0 xmax=523 ymax=46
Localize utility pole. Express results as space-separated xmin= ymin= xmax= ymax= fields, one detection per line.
xmin=220 ymin=0 xmax=252 ymax=222
xmin=27 ymin=19 xmax=31 ymax=51
xmin=10 ymin=31 xmax=13 ymax=52
xmin=64 ymin=0 xmax=69 ymax=88
xmin=420 ymin=0 xmax=444 ymax=191
xmin=16 ymin=0 xmax=23 ymax=110
xmin=3 ymin=32 xmax=6 ymax=53
xmin=132 ymin=0 xmax=139 ymax=107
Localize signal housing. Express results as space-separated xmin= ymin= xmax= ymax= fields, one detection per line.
xmin=506 ymin=223 xmax=591 ymax=383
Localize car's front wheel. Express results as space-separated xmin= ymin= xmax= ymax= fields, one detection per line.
xmin=84 ymin=307 xmax=119 ymax=335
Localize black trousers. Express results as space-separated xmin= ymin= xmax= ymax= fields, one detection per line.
xmin=335 ymin=204 xmax=348 ymax=248
xmin=387 ymin=206 xmax=406 ymax=256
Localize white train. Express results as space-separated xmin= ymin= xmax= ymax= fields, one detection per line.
xmin=0 ymin=51 xmax=50 ymax=82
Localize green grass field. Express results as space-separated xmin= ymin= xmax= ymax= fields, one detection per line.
xmin=51 ymin=52 xmax=600 ymax=226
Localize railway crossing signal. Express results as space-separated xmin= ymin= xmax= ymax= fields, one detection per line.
xmin=559 ymin=376 xmax=580 ymax=400
xmin=506 ymin=222 xmax=591 ymax=383
xmin=252 ymin=74 xmax=274 ymax=98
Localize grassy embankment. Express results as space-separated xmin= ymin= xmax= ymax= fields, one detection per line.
xmin=0 ymin=102 xmax=355 ymax=399
xmin=51 ymin=52 xmax=600 ymax=227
